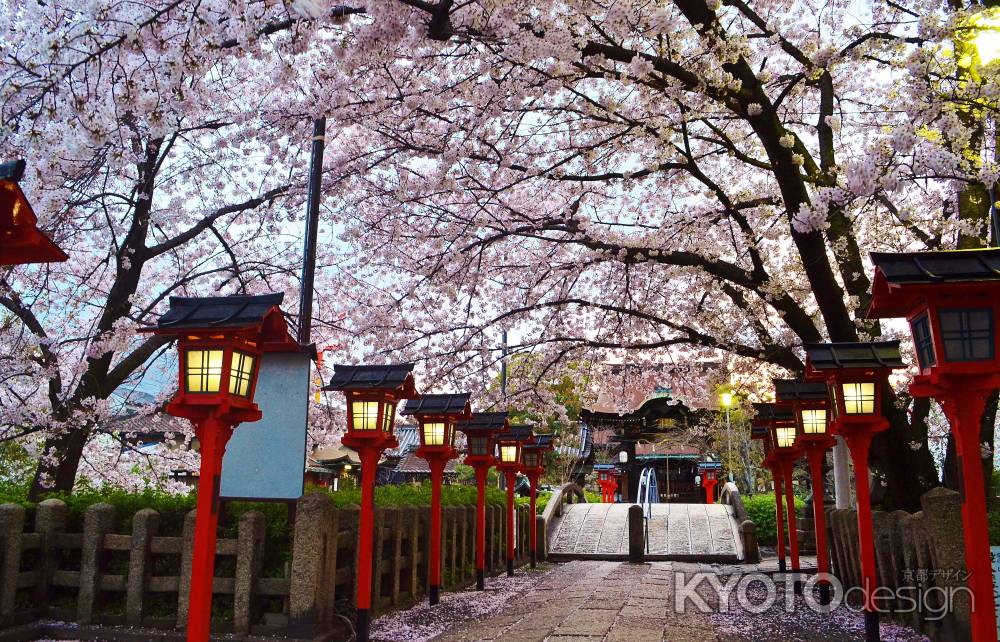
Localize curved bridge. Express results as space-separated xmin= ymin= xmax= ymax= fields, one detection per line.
xmin=547 ymin=502 xmax=745 ymax=562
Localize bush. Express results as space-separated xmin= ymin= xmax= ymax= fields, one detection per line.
xmin=744 ymin=493 xmax=804 ymax=546
xmin=989 ymin=509 xmax=1000 ymax=546
xmin=315 ymin=480 xmax=511 ymax=509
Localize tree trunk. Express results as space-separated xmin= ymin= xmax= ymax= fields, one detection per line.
xmin=869 ymin=393 xmax=939 ymax=512
xmin=27 ymin=427 xmax=91 ymax=501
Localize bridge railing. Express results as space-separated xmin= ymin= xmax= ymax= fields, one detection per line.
xmin=538 ymin=482 xmax=586 ymax=561
xmin=718 ymin=481 xmax=760 ymax=563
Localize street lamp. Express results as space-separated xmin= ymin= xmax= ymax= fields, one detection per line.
xmin=521 ymin=433 xmax=553 ymax=568
xmin=324 ymin=363 xmax=418 ymax=642
xmin=751 ymin=404 xmax=790 ymax=573
xmin=720 ymin=391 xmax=734 ymax=482
xmin=455 ymin=411 xmax=509 ymax=590
xmin=775 ymin=379 xmax=834 ymax=605
xmin=697 ymin=460 xmax=722 ymax=504
xmin=868 ymin=248 xmax=1000 ymax=642
xmin=148 ymin=293 xmax=298 ymax=642
xmin=495 ymin=425 xmax=532 ymax=576
xmin=401 ymin=393 xmax=472 ymax=605
xmin=1 ymin=159 xmax=68 ymax=265
xmin=804 ymin=340 xmax=903 ymax=638
xmin=768 ymin=384 xmax=805 ymax=593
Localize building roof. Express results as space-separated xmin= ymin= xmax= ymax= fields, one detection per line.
xmin=697 ymin=461 xmax=723 ymax=471
xmin=752 ymin=402 xmax=794 ymax=424
xmin=395 ymin=452 xmax=459 ymax=475
xmin=870 ymin=249 xmax=1000 ymax=285
xmin=385 ymin=424 xmax=420 ymax=457
xmin=454 ymin=411 xmax=509 ymax=433
xmin=400 ymin=393 xmax=471 ymax=416
xmin=156 ymin=293 xmax=285 ymax=330
xmin=635 ymin=441 xmax=700 ymax=457
xmin=773 ymin=379 xmax=829 ymax=401
xmin=323 ymin=363 xmax=416 ymax=393
xmin=310 ymin=443 xmax=362 ymax=466
xmin=804 ymin=341 xmax=904 ymax=370
xmin=497 ymin=425 xmax=533 ymax=442
xmin=532 ymin=434 xmax=554 ymax=449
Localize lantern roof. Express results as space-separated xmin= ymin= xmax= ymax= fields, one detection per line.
xmin=803 ymin=341 xmax=904 ymax=371
xmin=752 ymin=402 xmax=794 ymax=424
xmin=697 ymin=460 xmax=723 ymax=471
xmin=497 ymin=425 xmax=533 ymax=442
xmin=532 ymin=433 xmax=555 ymax=449
xmin=324 ymin=363 xmax=417 ymax=394
xmin=773 ymin=379 xmax=829 ymax=401
xmin=1 ymin=159 xmax=69 ymax=266
xmin=157 ymin=293 xmax=285 ymax=331
xmin=400 ymin=392 xmax=471 ymax=416
xmin=454 ymin=411 xmax=509 ymax=434
xmin=868 ymin=248 xmax=1000 ymax=318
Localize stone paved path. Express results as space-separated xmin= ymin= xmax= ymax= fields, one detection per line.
xmin=549 ymin=504 xmax=742 ymax=561
xmin=373 ymin=559 xmax=930 ymax=642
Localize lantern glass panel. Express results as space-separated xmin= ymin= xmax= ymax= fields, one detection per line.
xmin=228 ymin=351 xmax=255 ymax=397
xmin=422 ymin=422 xmax=446 ymax=446
xmin=351 ymin=400 xmax=380 ymax=430
xmin=911 ymin=313 xmax=937 ymax=369
xmin=382 ymin=402 xmax=395 ymax=433
xmin=186 ymin=349 xmax=224 ymax=393
xmin=499 ymin=444 xmax=518 ymax=463
xmin=523 ymin=450 xmax=539 ymax=468
xmin=800 ymin=409 xmax=827 ymax=434
xmin=775 ymin=424 xmax=797 ymax=448
xmin=842 ymin=382 xmax=876 ymax=415
xmin=939 ymin=308 xmax=994 ymax=362
xmin=469 ymin=435 xmax=489 ymax=456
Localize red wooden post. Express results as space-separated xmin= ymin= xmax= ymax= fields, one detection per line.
xmin=427 ymin=458 xmax=445 ymax=603
xmin=703 ymin=476 xmax=717 ymax=504
xmin=474 ymin=464 xmax=488 ymax=590
xmin=771 ymin=464 xmax=787 ymax=573
xmin=527 ymin=470 xmax=539 ymax=568
xmin=806 ymin=447 xmax=832 ymax=605
xmin=505 ymin=469 xmax=516 ymax=577
xmin=780 ymin=456 xmax=801 ymax=588
xmin=845 ymin=432 xmax=879 ymax=640
xmin=186 ymin=415 xmax=232 ymax=642
xmin=355 ymin=447 xmax=380 ymax=638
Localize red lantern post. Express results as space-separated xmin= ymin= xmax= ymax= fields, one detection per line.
xmin=401 ymin=393 xmax=472 ymax=605
xmin=147 ymin=293 xmax=299 ymax=642
xmin=752 ymin=403 xmax=794 ymax=573
xmin=521 ymin=434 xmax=553 ymax=568
xmin=697 ymin=461 xmax=722 ymax=504
xmin=776 ymin=379 xmax=834 ymax=605
xmin=594 ymin=464 xmax=618 ymax=503
xmin=455 ymin=412 xmax=510 ymax=590
xmin=803 ymin=341 xmax=904 ymax=641
xmin=496 ymin=425 xmax=532 ymax=576
xmin=868 ymin=248 xmax=1000 ymax=642
xmin=768 ymin=388 xmax=804 ymax=593
xmin=1 ymin=159 xmax=68 ymax=265
xmin=324 ymin=364 xmax=418 ymax=642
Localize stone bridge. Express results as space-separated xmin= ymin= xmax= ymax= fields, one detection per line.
xmin=546 ymin=502 xmax=745 ymax=562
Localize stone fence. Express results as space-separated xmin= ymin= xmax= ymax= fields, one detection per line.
xmin=718 ymin=482 xmax=760 ymax=563
xmin=540 ymin=482 xmax=587 ymax=556
xmin=0 ymin=493 xmax=532 ymax=640
xmin=826 ymin=487 xmax=971 ymax=641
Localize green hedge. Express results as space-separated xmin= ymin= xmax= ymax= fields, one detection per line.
xmin=744 ymin=493 xmax=805 ymax=546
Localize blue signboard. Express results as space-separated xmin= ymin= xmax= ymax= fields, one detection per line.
xmin=220 ymin=351 xmax=310 ymax=500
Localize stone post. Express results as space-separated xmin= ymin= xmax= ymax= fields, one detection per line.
xmin=535 ymin=514 xmax=547 ymax=563
xmin=390 ymin=508 xmax=404 ymax=605
xmin=126 ymin=508 xmax=159 ymax=626
xmin=288 ymin=493 xmax=336 ymax=637
xmin=627 ymin=504 xmax=644 ymax=563
xmin=370 ymin=506 xmax=387 ymax=608
xmin=176 ymin=509 xmax=197 ymax=628
xmin=921 ymin=487 xmax=970 ymax=641
xmin=0 ymin=504 xmax=25 ymax=624
xmin=78 ymin=503 xmax=115 ymax=624
xmin=34 ymin=499 xmax=67 ymax=614
xmin=234 ymin=510 xmax=265 ymax=635
xmin=403 ymin=506 xmax=419 ymax=600
xmin=739 ymin=520 xmax=760 ymax=563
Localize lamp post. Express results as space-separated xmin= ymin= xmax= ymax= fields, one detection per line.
xmin=697 ymin=461 xmax=722 ymax=504
xmin=401 ymin=393 xmax=472 ymax=605
xmin=767 ymin=387 xmax=804 ymax=593
xmin=521 ymin=434 xmax=553 ymax=568
xmin=324 ymin=363 xmax=418 ymax=642
xmin=1 ymin=159 xmax=68 ymax=265
xmin=720 ymin=391 xmax=734 ymax=483
xmin=802 ymin=340 xmax=904 ymax=639
xmin=147 ymin=293 xmax=298 ymax=642
xmin=496 ymin=425 xmax=532 ymax=576
xmin=751 ymin=404 xmax=790 ymax=573
xmin=455 ymin=411 xmax=509 ymax=590
xmin=595 ymin=464 xmax=617 ymax=503
xmin=775 ymin=379 xmax=834 ymax=605
xmin=868 ymin=249 xmax=1000 ymax=642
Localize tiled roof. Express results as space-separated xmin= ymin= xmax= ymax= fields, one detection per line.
xmin=752 ymin=402 xmax=794 ymax=424
xmin=870 ymin=249 xmax=1000 ymax=285
xmin=400 ymin=393 xmax=471 ymax=416
xmin=634 ymin=441 xmax=699 ymax=456
xmin=310 ymin=443 xmax=361 ymax=466
xmin=0 ymin=159 xmax=25 ymax=181
xmin=395 ymin=452 xmax=459 ymax=474
xmin=532 ymin=434 xmax=554 ymax=449
xmin=385 ymin=424 xmax=420 ymax=457
xmin=324 ymin=363 xmax=415 ymax=392
xmin=157 ymin=293 xmax=284 ymax=330
xmin=804 ymin=341 xmax=904 ymax=370
xmin=773 ymin=379 xmax=829 ymax=401
xmin=455 ymin=411 xmax=509 ymax=433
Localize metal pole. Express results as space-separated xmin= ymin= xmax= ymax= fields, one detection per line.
xmin=298 ymin=117 xmax=326 ymax=345
xmin=726 ymin=408 xmax=733 ymax=482
xmin=500 ymin=331 xmax=508 ymax=399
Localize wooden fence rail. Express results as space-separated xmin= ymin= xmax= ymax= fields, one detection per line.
xmin=0 ymin=494 xmax=532 ymax=639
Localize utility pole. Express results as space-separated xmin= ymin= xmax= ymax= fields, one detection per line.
xmin=298 ymin=117 xmax=326 ymax=345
